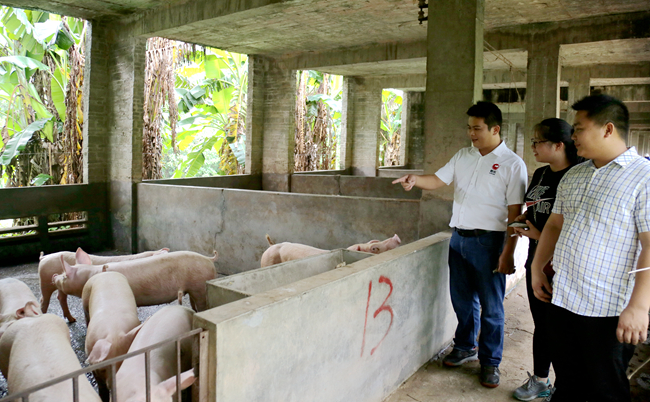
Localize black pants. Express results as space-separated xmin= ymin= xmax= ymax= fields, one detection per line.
xmin=548 ymin=304 xmax=635 ymax=402
xmin=525 ymin=264 xmax=552 ymax=378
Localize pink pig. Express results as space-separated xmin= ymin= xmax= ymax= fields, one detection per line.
xmin=260 ymin=234 xmax=401 ymax=267
xmin=53 ymin=251 xmax=218 ymax=312
xmin=115 ymin=305 xmax=196 ymax=402
xmin=0 ymin=278 xmax=41 ymax=340
xmin=38 ymin=247 xmax=169 ymax=322
xmin=0 ymin=314 xmax=101 ymax=402
xmin=82 ymin=272 xmax=143 ymax=399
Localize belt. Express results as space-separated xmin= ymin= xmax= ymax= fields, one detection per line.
xmin=455 ymin=228 xmax=492 ymax=237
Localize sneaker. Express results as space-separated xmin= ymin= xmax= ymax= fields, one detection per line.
xmin=480 ymin=365 xmax=500 ymax=388
xmin=543 ymin=387 xmax=556 ymax=401
xmin=442 ymin=347 xmax=478 ymax=367
xmin=513 ymin=372 xmax=551 ymax=401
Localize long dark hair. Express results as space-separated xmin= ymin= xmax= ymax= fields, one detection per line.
xmin=534 ymin=118 xmax=584 ymax=166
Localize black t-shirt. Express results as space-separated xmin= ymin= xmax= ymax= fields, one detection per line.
xmin=524 ymin=165 xmax=573 ymax=268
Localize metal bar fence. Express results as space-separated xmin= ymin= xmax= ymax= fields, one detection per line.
xmin=0 ymin=328 xmax=207 ymax=402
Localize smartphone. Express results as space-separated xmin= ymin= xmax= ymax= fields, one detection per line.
xmin=508 ymin=222 xmax=529 ymax=229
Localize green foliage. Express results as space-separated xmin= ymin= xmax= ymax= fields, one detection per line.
xmin=0 ymin=5 xmax=85 ymax=186
xmin=159 ymin=46 xmax=248 ymax=178
xmin=379 ymin=88 xmax=403 ymax=166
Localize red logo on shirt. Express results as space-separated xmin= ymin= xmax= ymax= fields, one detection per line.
xmin=492 ymin=164 xmax=500 ymax=170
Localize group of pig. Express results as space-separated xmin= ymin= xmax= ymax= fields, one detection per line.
xmin=0 ymin=248 xmax=218 ymax=402
xmin=0 ymin=233 xmax=402 ymax=402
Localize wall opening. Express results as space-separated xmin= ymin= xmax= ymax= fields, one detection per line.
xmin=142 ymin=38 xmax=248 ymax=180
xmin=0 ymin=6 xmax=87 ymax=189
xmin=379 ymin=88 xmax=403 ymax=166
xmin=294 ymin=70 xmax=343 ymax=172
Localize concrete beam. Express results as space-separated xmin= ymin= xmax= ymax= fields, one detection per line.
xmin=277 ymin=11 xmax=650 ymax=73
xmin=485 ymin=11 xmax=650 ymax=51
xmin=130 ymin=0 xmax=291 ymax=39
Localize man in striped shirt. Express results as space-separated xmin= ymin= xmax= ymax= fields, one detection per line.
xmin=531 ymin=94 xmax=650 ymax=401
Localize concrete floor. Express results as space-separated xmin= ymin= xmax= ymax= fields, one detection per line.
xmin=384 ymin=280 xmax=650 ymax=402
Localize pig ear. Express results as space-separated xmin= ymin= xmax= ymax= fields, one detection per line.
xmin=87 ymin=339 xmax=112 ymax=365
xmin=119 ymin=323 xmax=144 ymax=349
xmin=158 ymin=369 xmax=196 ymax=396
xmin=393 ymin=234 xmax=401 ymax=244
xmin=60 ymin=255 xmax=75 ymax=277
xmin=155 ymin=248 xmax=169 ymax=255
xmin=16 ymin=301 xmax=41 ymax=318
xmin=76 ymin=248 xmax=92 ymax=265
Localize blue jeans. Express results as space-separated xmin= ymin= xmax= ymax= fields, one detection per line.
xmin=448 ymin=230 xmax=506 ymax=367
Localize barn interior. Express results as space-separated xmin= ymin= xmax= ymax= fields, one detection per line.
xmin=1 ymin=1 xmax=650 ymax=401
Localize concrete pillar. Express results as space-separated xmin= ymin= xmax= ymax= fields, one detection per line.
xmin=82 ymin=21 xmax=109 ymax=184
xmin=260 ymin=58 xmax=295 ymax=191
xmin=419 ymin=0 xmax=485 ymax=237
xmin=564 ymin=67 xmax=591 ymax=125
xmin=340 ymin=78 xmax=354 ymax=173
xmin=524 ymin=38 xmax=560 ymax=176
xmin=84 ymin=22 xmax=146 ymax=252
xmin=405 ymin=91 xmax=425 ymax=170
xmin=347 ymin=77 xmax=382 ymax=176
xmin=399 ymin=93 xmax=409 ymax=166
xmin=245 ymin=55 xmax=264 ymax=176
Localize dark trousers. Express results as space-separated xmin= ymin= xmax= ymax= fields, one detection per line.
xmin=548 ymin=304 xmax=635 ymax=402
xmin=525 ymin=263 xmax=552 ymax=378
xmin=448 ymin=230 xmax=506 ymax=367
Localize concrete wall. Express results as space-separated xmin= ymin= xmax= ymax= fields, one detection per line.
xmin=290 ymin=175 xmax=422 ymax=200
xmin=0 ymin=184 xmax=109 ymax=265
xmin=194 ymin=232 xmax=456 ymax=402
xmin=137 ymin=184 xmax=421 ymax=274
xmin=147 ymin=174 xmax=262 ymax=189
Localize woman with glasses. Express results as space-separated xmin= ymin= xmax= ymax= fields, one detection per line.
xmin=512 ymin=118 xmax=584 ymax=401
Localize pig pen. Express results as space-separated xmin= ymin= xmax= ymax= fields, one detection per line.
xmin=0 ymin=252 xmax=199 ymax=399
xmin=194 ymin=232 xmax=457 ymax=402
xmin=136 ymin=183 xmax=422 ymax=275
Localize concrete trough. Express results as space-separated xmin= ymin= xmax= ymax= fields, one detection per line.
xmin=194 ymin=232 xmax=456 ymax=402
xmin=207 ymin=249 xmax=373 ymax=308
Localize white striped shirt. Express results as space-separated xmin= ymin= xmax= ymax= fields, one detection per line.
xmin=552 ymin=147 xmax=650 ymax=317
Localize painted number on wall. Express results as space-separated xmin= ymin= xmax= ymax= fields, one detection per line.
xmin=360 ymin=275 xmax=394 ymax=357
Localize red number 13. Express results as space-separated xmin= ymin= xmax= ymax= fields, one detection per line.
xmin=361 ymin=275 xmax=394 ymax=357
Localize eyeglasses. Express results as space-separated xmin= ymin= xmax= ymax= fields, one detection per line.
xmin=530 ymin=139 xmax=550 ymax=147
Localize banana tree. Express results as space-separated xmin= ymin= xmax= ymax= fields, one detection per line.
xmin=379 ymin=88 xmax=403 ymax=166
xmin=157 ymin=47 xmax=248 ymax=178
xmin=0 ymin=6 xmax=85 ymax=188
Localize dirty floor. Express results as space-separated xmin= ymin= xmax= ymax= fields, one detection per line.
xmin=384 ymin=280 xmax=650 ymax=402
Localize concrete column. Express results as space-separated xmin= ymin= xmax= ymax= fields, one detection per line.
xmin=347 ymin=77 xmax=382 ymax=176
xmin=103 ymin=28 xmax=146 ymax=252
xmin=419 ymin=0 xmax=485 ymax=237
xmin=82 ymin=21 xmax=109 ymax=184
xmin=405 ymin=91 xmax=425 ymax=170
xmin=524 ymin=38 xmax=560 ymax=176
xmin=340 ymin=77 xmax=354 ymax=173
xmin=245 ymin=55 xmax=265 ymax=176
xmin=399 ymin=93 xmax=409 ymax=166
xmin=260 ymin=58 xmax=295 ymax=191
xmin=564 ymin=67 xmax=591 ymax=125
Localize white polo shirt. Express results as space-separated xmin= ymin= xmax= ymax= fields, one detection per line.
xmin=435 ymin=141 xmax=527 ymax=232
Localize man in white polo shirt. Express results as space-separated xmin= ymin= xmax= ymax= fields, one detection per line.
xmin=531 ymin=94 xmax=650 ymax=401
xmin=394 ymin=101 xmax=527 ymax=388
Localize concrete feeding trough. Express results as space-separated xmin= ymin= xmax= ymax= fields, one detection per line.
xmin=206 ymin=249 xmax=373 ymax=308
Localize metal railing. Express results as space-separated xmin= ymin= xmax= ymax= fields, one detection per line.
xmin=0 ymin=328 xmax=208 ymax=402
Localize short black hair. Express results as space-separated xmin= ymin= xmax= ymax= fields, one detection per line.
xmin=467 ymin=101 xmax=502 ymax=129
xmin=571 ymin=94 xmax=629 ymax=142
